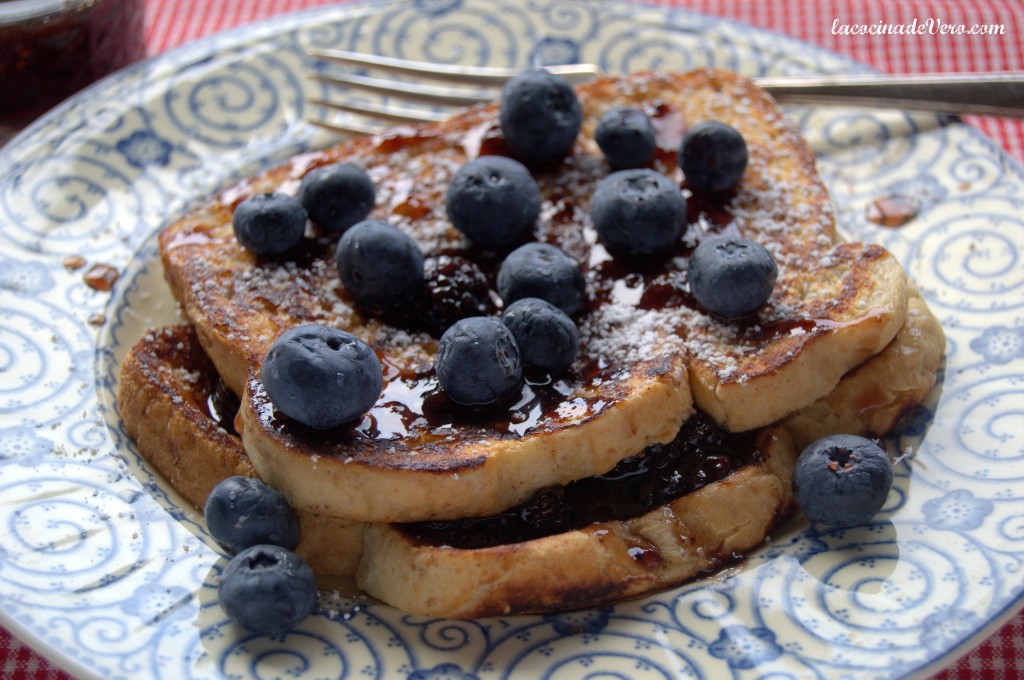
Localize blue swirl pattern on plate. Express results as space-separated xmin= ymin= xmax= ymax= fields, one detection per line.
xmin=1 ymin=0 xmax=1023 ymax=678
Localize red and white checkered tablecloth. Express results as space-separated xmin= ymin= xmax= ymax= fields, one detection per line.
xmin=1 ymin=1 xmax=1021 ymax=678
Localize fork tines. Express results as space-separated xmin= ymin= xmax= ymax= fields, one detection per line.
xmin=305 ymin=48 xmax=601 ymax=135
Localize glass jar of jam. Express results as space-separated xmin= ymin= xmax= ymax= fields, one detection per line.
xmin=0 ymin=0 xmax=146 ymax=144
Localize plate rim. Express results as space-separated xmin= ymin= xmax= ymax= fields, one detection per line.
xmin=1 ymin=1 xmax=1022 ymax=678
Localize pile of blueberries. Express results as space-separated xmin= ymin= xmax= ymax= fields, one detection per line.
xmin=234 ymin=68 xmax=779 ymax=428
xmin=204 ymin=476 xmax=313 ymax=635
xmin=216 ymin=68 xmax=894 ymax=633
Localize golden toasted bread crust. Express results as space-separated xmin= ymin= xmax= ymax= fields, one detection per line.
xmin=118 ymin=325 xmax=255 ymax=506
xmin=783 ymin=287 xmax=944 ymax=450
xmin=689 ymin=242 xmax=909 ymax=431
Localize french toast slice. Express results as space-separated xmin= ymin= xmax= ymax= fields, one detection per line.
xmin=117 ymin=325 xmax=362 ymax=577
xmin=116 ymin=283 xmax=942 ymax=614
xmin=783 ymin=288 xmax=944 ymax=450
xmin=360 ymin=423 xmax=797 ymax=618
xmin=159 ymin=69 xmax=908 ymax=523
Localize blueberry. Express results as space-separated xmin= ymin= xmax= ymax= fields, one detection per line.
xmin=435 ymin=316 xmax=523 ymax=406
xmin=792 ymin=434 xmax=894 ymax=527
xmin=499 ymin=69 xmax=583 ymax=167
xmin=594 ymin=106 xmax=657 ymax=170
xmin=297 ymin=162 xmax=375 ymax=233
xmin=232 ymin=192 xmax=307 ymax=256
xmin=336 ymin=220 xmax=424 ymax=310
xmin=680 ymin=121 xmax=748 ymax=194
xmin=501 ymin=297 xmax=579 ymax=371
xmin=261 ymin=324 xmax=383 ymax=429
xmin=218 ymin=544 xmax=317 ymax=635
xmin=204 ymin=476 xmax=300 ymax=553
xmin=590 ymin=169 xmax=686 ymax=257
xmin=496 ymin=243 xmax=586 ymax=316
xmin=687 ymin=236 xmax=777 ymax=320
xmin=445 ymin=155 xmax=540 ymax=251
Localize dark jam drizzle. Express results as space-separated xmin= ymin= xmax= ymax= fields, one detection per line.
xmin=398 ymin=413 xmax=759 ymax=549
xmin=207 ymin=377 xmax=241 ymax=435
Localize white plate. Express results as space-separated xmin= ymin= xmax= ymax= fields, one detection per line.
xmin=1 ymin=1 xmax=1022 ymax=678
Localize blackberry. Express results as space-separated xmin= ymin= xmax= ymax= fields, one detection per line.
xmin=417 ymin=255 xmax=496 ymax=336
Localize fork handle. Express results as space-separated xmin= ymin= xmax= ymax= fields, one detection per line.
xmin=754 ymin=72 xmax=1024 ymax=118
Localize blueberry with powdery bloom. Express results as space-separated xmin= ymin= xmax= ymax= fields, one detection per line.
xmin=445 ymin=155 xmax=541 ymax=251
xmin=499 ymin=69 xmax=583 ymax=167
xmin=590 ymin=168 xmax=686 ymax=258
xmin=792 ymin=434 xmax=894 ymax=527
xmin=687 ymin=235 xmax=777 ymax=320
xmin=336 ymin=219 xmax=424 ymax=310
xmin=204 ymin=476 xmax=300 ymax=553
xmin=232 ymin=192 xmax=307 ymax=256
xmin=594 ymin=106 xmax=657 ymax=169
xmin=435 ymin=316 xmax=523 ymax=407
xmin=218 ymin=544 xmax=317 ymax=635
xmin=261 ymin=324 xmax=383 ymax=429
xmin=496 ymin=242 xmax=586 ymax=316
xmin=298 ymin=162 xmax=376 ymax=233
xmin=501 ymin=297 xmax=579 ymax=372
xmin=680 ymin=121 xmax=748 ymax=194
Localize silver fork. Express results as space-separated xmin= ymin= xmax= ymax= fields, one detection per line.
xmin=306 ymin=48 xmax=1024 ymax=135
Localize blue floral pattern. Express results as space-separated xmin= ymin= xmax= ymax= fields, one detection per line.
xmin=0 ymin=426 xmax=51 ymax=467
xmin=923 ymin=489 xmax=995 ymax=531
xmin=121 ymin=583 xmax=196 ymax=624
xmin=115 ymin=129 xmax=174 ymax=168
xmin=970 ymin=325 xmax=1024 ymax=364
xmin=0 ymin=259 xmax=55 ymax=296
xmin=546 ymin=607 xmax=612 ymax=635
xmin=920 ymin=609 xmax=980 ymax=652
xmin=530 ymin=37 xmax=581 ymax=66
xmin=708 ymin=626 xmax=784 ymax=669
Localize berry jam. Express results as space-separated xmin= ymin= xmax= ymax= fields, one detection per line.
xmin=398 ymin=413 xmax=758 ymax=549
xmin=0 ymin=0 xmax=145 ymax=140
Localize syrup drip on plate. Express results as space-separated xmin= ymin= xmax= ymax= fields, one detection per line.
xmin=83 ymin=263 xmax=120 ymax=291
xmin=866 ymin=193 xmax=920 ymax=228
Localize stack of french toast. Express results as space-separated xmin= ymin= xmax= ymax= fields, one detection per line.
xmin=118 ymin=68 xmax=945 ymax=618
